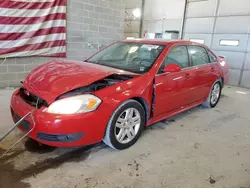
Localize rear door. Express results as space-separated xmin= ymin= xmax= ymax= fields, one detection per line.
xmin=187 ymin=45 xmax=218 ymax=102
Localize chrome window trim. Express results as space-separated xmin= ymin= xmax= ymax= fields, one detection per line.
xmin=156 ymin=44 xmax=217 ymax=77
xmin=155 ymin=62 xmax=216 ymax=77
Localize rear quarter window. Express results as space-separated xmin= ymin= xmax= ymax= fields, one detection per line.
xmin=188 ymin=46 xmax=210 ymax=66
xmin=207 ymin=50 xmax=217 ymax=63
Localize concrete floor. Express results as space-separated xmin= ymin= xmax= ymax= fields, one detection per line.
xmin=1 ymin=86 xmax=250 ymax=188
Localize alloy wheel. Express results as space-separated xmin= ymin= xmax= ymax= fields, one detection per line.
xmin=114 ymin=108 xmax=141 ymax=144
xmin=211 ymin=83 xmax=221 ymax=105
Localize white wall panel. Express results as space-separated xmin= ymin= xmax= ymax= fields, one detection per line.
xmin=228 ymin=69 xmax=241 ymax=85
xmin=218 ymin=0 xmax=250 ymax=16
xmin=213 ymin=50 xmax=245 ymax=70
xmin=212 ymin=34 xmax=249 ymax=52
xmin=244 ymin=53 xmax=250 ymax=70
xmin=247 ymin=35 xmax=250 ymax=52
xmin=144 ymin=19 xmax=182 ymax=33
xmin=185 ymin=18 xmax=214 ymax=33
xmin=215 ymin=16 xmax=250 ymax=34
xmin=125 ymin=0 xmax=185 ymax=36
xmin=163 ymin=19 xmax=183 ymax=32
xmin=186 ymin=0 xmax=217 ymax=18
xmin=183 ymin=0 xmax=250 ymax=87
xmin=184 ymin=33 xmax=212 ymax=47
xmin=144 ymin=0 xmax=185 ymax=20
xmin=241 ymin=70 xmax=250 ymax=88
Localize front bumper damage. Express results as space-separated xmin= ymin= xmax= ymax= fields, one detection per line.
xmin=10 ymin=89 xmax=112 ymax=148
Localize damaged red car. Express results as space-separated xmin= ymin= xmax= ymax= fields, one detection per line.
xmin=10 ymin=40 xmax=229 ymax=150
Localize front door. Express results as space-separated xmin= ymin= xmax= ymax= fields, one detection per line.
xmin=154 ymin=45 xmax=195 ymax=118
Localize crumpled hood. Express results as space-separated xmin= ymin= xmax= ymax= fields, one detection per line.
xmin=23 ymin=60 xmax=136 ymax=104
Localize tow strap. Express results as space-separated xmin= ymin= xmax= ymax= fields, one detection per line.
xmin=0 ymin=110 xmax=36 ymax=159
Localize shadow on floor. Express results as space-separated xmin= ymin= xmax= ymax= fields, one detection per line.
xmin=0 ymin=138 xmax=103 ymax=188
xmin=24 ymin=138 xmax=56 ymax=154
xmin=146 ymin=105 xmax=202 ymax=131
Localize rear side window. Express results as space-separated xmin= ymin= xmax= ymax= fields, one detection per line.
xmin=188 ymin=46 xmax=210 ymax=66
xmin=207 ymin=50 xmax=217 ymax=63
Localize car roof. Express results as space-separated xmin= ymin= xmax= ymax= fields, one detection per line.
xmin=120 ymin=39 xmax=205 ymax=46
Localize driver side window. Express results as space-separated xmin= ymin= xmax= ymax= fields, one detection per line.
xmin=159 ymin=46 xmax=189 ymax=73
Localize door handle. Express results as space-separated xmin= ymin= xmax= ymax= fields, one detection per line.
xmin=185 ymin=73 xmax=191 ymax=79
xmin=211 ymin=67 xmax=215 ymax=72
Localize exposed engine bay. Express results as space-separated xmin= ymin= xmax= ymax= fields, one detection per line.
xmin=57 ymin=74 xmax=134 ymax=100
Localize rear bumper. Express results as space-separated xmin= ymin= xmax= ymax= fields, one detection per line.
xmin=10 ymin=89 xmax=113 ymax=147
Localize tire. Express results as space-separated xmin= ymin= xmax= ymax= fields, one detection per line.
xmin=103 ymin=100 xmax=145 ymax=150
xmin=202 ymin=80 xmax=222 ymax=108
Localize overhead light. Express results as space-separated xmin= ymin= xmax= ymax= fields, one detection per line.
xmin=133 ymin=8 xmax=141 ymax=18
xmin=220 ymin=40 xmax=239 ymax=46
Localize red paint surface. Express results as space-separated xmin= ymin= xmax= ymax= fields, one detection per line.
xmin=11 ymin=40 xmax=230 ymax=147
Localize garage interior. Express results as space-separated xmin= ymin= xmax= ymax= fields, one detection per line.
xmin=0 ymin=0 xmax=250 ymax=187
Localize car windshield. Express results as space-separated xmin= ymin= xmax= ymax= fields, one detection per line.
xmin=86 ymin=42 xmax=165 ymax=74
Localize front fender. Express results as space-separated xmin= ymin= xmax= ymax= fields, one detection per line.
xmin=95 ymin=74 xmax=154 ymax=120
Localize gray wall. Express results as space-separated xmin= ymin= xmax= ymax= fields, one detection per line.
xmin=0 ymin=0 xmax=125 ymax=88
xmin=183 ymin=0 xmax=250 ymax=88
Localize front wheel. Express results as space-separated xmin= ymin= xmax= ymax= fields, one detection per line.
xmin=103 ymin=100 xmax=145 ymax=150
xmin=202 ymin=81 xmax=222 ymax=108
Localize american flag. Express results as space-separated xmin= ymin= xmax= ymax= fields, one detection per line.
xmin=0 ymin=0 xmax=67 ymax=58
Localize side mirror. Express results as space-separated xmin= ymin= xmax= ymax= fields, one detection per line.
xmin=163 ymin=63 xmax=182 ymax=73
xmin=219 ymin=55 xmax=225 ymax=59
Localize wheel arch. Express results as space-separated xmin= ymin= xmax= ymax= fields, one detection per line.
xmin=218 ymin=77 xmax=224 ymax=88
xmin=131 ymin=97 xmax=149 ymax=124
xmin=102 ymin=98 xmax=147 ymax=150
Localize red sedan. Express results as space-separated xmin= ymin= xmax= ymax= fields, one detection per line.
xmin=10 ymin=40 xmax=230 ymax=150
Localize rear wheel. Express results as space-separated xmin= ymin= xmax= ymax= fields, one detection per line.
xmin=202 ymin=81 xmax=222 ymax=108
xmin=103 ymin=100 xmax=145 ymax=150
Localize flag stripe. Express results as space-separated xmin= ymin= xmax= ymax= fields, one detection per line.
xmin=0 ymin=0 xmax=66 ymax=10
xmin=0 ymin=40 xmax=66 ymax=56
xmin=0 ymin=27 xmax=66 ymax=41
xmin=0 ymin=0 xmax=67 ymax=58
xmin=41 ymin=52 xmax=67 ymax=57
xmin=0 ymin=33 xmax=66 ymax=49
xmin=0 ymin=46 xmax=66 ymax=58
xmin=0 ymin=20 xmax=66 ymax=33
xmin=0 ymin=6 xmax=66 ymax=18
xmin=12 ymin=0 xmax=55 ymax=2
xmin=0 ymin=13 xmax=66 ymax=25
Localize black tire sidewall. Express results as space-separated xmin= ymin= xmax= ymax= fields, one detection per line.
xmin=108 ymin=101 xmax=145 ymax=150
xmin=210 ymin=81 xmax=222 ymax=108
